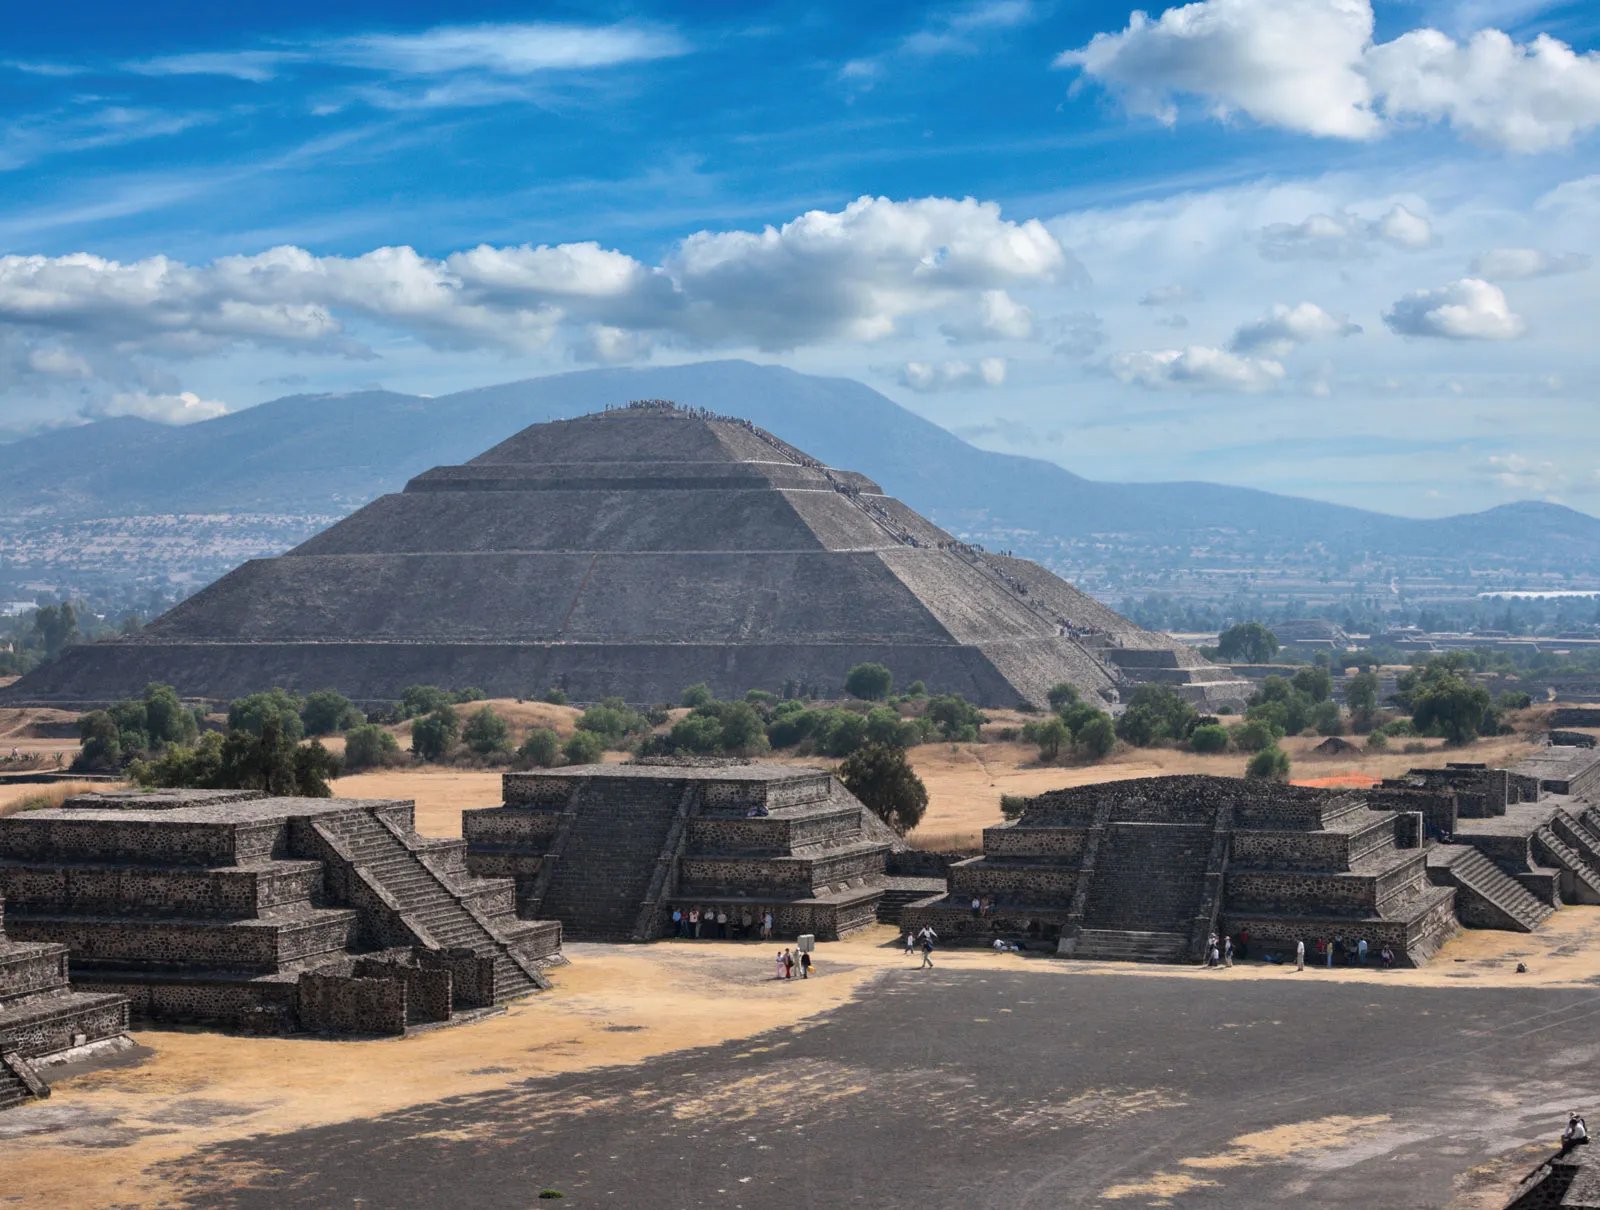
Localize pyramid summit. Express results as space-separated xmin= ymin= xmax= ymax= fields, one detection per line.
xmin=5 ymin=400 xmax=1245 ymax=709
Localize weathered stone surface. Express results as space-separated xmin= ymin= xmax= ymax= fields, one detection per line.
xmin=2 ymin=402 xmax=1246 ymax=709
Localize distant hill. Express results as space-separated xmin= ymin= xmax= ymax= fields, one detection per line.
xmin=5 ymin=360 xmax=1598 ymax=578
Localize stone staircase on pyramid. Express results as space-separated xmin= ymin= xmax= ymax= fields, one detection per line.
xmin=1427 ymin=846 xmax=1554 ymax=932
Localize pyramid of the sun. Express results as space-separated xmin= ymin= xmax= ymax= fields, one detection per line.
xmin=4 ymin=402 xmax=1245 ymax=708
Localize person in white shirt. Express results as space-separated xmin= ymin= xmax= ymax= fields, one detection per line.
xmin=1562 ymin=1113 xmax=1589 ymax=1155
xmin=1295 ymin=939 xmax=1306 ymax=971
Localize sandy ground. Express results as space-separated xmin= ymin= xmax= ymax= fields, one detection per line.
xmin=4 ymin=909 xmax=1600 ymax=1209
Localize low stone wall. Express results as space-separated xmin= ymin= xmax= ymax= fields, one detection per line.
xmin=885 ymin=850 xmax=967 ymax=878
xmin=460 ymin=807 xmax=562 ymax=849
xmin=948 ymin=859 xmax=1077 ymax=902
xmin=1551 ymin=707 xmax=1600 ymax=727
xmin=0 ymin=993 xmax=129 ymax=1056
xmin=1231 ymin=830 xmax=1349 ymax=871
xmin=0 ymin=862 xmax=325 ymax=919
xmin=93 ymin=974 xmax=298 ymax=1031
xmin=297 ymin=971 xmax=408 ymax=1036
xmin=898 ymin=900 xmax=1068 ymax=945
xmin=7 ymin=913 xmax=358 ymax=972
xmin=0 ymin=816 xmax=289 ymax=867
xmin=1225 ymin=870 xmax=1380 ymax=915
xmin=980 ymin=826 xmax=1085 ymax=859
xmin=416 ymin=948 xmax=498 ymax=1009
xmin=0 ymin=946 xmax=69 ymax=1001
xmin=1371 ymin=786 xmax=1457 ymax=840
xmin=501 ymin=775 xmax=579 ymax=808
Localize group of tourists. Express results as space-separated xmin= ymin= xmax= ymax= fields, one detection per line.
xmin=1289 ymin=936 xmax=1395 ymax=970
xmin=670 ymin=906 xmax=776 ymax=941
xmin=772 ymin=948 xmax=813 ymax=980
xmin=968 ymin=895 xmax=997 ymax=919
xmin=1204 ymin=932 xmax=1235 ymax=967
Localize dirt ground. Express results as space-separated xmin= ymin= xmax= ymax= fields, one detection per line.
xmin=4 ymin=910 xmax=1599 ymax=1210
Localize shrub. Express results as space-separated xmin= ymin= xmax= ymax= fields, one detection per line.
xmin=1074 ymin=714 xmax=1116 ymax=759
xmin=745 ymin=689 xmax=778 ymax=707
xmin=576 ymin=702 xmax=649 ymax=745
xmin=343 ymin=724 xmax=402 ymax=771
xmin=543 ymin=687 xmax=569 ymax=706
xmin=669 ymin=713 xmax=725 ymax=754
xmin=838 ymin=743 xmax=928 ymax=834
xmin=680 ymin=682 xmax=714 ymax=708
xmin=451 ymin=687 xmax=487 ymax=703
xmin=1188 ymin=723 xmax=1230 ymax=754
xmin=905 ymin=680 xmax=927 ymax=697
xmin=1114 ymin=685 xmax=1197 ymax=747
xmin=1046 ymin=683 xmax=1081 ymax=711
xmin=400 ymin=685 xmax=455 ymax=718
xmin=228 ymin=689 xmax=306 ymax=742
xmin=1311 ymin=700 xmax=1344 ymax=737
xmin=462 ymin=706 xmax=512 ymax=755
xmin=924 ymin=694 xmax=984 ymax=742
xmin=844 ymin=662 xmax=893 ymax=701
xmin=517 ymin=728 xmax=561 ymax=768
xmin=1000 ymin=793 xmax=1028 ymax=820
xmin=563 ymin=730 xmax=606 ymax=766
xmin=301 ymin=689 xmax=363 ymax=737
xmin=1245 ymin=745 xmax=1291 ymax=782
xmin=1402 ymin=740 xmax=1428 ymax=754
xmin=1365 ymin=731 xmax=1389 ymax=752
xmin=1232 ymin=718 xmax=1282 ymax=753
xmin=410 ymin=707 xmax=459 ymax=761
xmin=1032 ymin=716 xmax=1071 ymax=762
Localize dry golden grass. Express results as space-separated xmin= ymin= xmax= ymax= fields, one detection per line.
xmin=0 ymin=779 xmax=125 ymax=817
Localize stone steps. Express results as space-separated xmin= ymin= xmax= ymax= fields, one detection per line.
xmin=537 ymin=786 xmax=683 ymax=941
xmin=1534 ymin=825 xmax=1600 ymax=904
xmin=1437 ymin=847 xmax=1553 ymax=932
xmin=1071 ymin=929 xmax=1189 ymax=963
xmin=0 ymin=1054 xmax=39 ymax=1110
xmin=1081 ymin=823 xmax=1212 ymax=936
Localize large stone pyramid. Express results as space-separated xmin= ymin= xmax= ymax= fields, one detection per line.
xmin=4 ymin=402 xmax=1244 ymax=708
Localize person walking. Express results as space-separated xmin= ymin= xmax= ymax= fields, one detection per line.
xmin=905 ymin=930 xmax=916 ymax=956
xmin=774 ymin=950 xmax=786 ymax=980
xmin=783 ymin=949 xmax=795 ymax=979
xmin=762 ymin=911 xmax=774 ymax=941
xmin=1295 ymin=939 xmax=1306 ymax=972
xmin=920 ymin=936 xmax=935 ymax=969
xmin=971 ymin=896 xmax=981 ymax=920
xmin=1358 ymin=937 xmax=1368 ymax=966
xmin=1325 ymin=938 xmax=1334 ymax=968
xmin=1223 ymin=935 xmax=1234 ymax=968
xmin=800 ymin=951 xmax=812 ymax=979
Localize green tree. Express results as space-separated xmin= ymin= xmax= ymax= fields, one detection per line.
xmin=1232 ymin=718 xmax=1282 ymax=752
xmin=343 ymin=724 xmax=401 ymax=771
xmin=1365 ymin=730 xmax=1389 ymax=752
xmin=844 ymin=662 xmax=894 ymax=701
xmin=680 ymin=682 xmax=714 ymax=708
xmin=1245 ymin=745 xmax=1291 ymax=782
xmin=141 ymin=682 xmax=199 ymax=748
xmin=410 ymin=706 xmax=460 ymax=761
xmin=462 ymin=706 xmax=512 ymax=755
xmin=400 ymin=684 xmax=455 ymax=718
xmin=301 ymin=690 xmax=363 ymax=736
xmin=1046 ymin=682 xmax=1081 ymax=711
xmin=669 ymin=713 xmax=725 ymax=753
xmin=924 ymin=694 xmax=984 ymax=742
xmin=1189 ymin=723 xmax=1230 ymax=754
xmin=1033 ymin=715 xmax=1071 ymax=762
xmin=816 ymin=709 xmax=870 ymax=757
xmin=1215 ymin=621 xmax=1279 ymax=664
xmin=516 ymin=728 xmax=561 ymax=768
xmin=1074 ymin=713 xmax=1117 ymax=759
xmin=1311 ymin=700 xmax=1344 ymax=737
xmin=563 ymin=729 xmax=605 ymax=766
xmin=74 ymin=711 xmax=123 ymax=771
xmin=1346 ymin=671 xmax=1380 ymax=730
xmin=1291 ymin=665 xmax=1333 ymax=703
xmin=837 ymin=743 xmax=928 ymax=835
xmin=1000 ymin=793 xmax=1028 ymax=820
xmin=1115 ymin=685 xmax=1198 ymax=747
xmin=543 ymin=686 xmax=569 ymax=706
xmin=1411 ymin=676 xmax=1494 ymax=744
xmin=713 ymin=701 xmax=770 ymax=754
xmin=576 ymin=701 xmax=649 ymax=745
xmin=213 ymin=716 xmax=337 ymax=796
xmin=31 ymin=603 xmax=80 ymax=661
xmin=228 ymin=689 xmax=306 ymax=742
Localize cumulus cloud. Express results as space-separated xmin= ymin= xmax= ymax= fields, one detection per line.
xmin=0 ymin=195 xmax=1068 ymax=421
xmin=1058 ymin=0 xmax=1600 ymax=152
xmin=1481 ymin=452 xmax=1563 ymax=493
xmin=899 ymin=357 xmax=1007 ymax=392
xmin=1469 ymin=248 xmax=1592 ymax=280
xmin=1229 ymin=302 xmax=1361 ymax=357
xmin=939 ymin=289 xmax=1035 ymax=341
xmin=100 ymin=389 xmax=230 ymax=423
xmin=1258 ymin=203 xmax=1431 ymax=260
xmin=1383 ymin=277 xmax=1527 ymax=340
xmin=1109 ymin=345 xmax=1285 ymax=392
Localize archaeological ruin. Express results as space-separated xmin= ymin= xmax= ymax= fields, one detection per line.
xmin=0 ymin=789 xmax=563 ymax=1036
xmin=0 ymin=891 xmax=130 ymax=1112
xmin=901 ymin=742 xmax=1600 ymax=965
xmin=462 ymin=762 xmax=926 ymax=942
xmin=0 ymin=400 xmax=1246 ymax=711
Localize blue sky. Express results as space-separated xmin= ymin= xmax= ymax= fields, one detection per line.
xmin=2 ymin=0 xmax=1598 ymax=516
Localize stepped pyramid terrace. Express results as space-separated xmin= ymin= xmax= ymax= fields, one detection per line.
xmin=0 ymin=892 xmax=131 ymax=1113
xmin=462 ymin=763 xmax=922 ymax=942
xmin=0 ymin=788 xmax=563 ymax=1035
xmin=0 ymin=400 xmax=1247 ymax=710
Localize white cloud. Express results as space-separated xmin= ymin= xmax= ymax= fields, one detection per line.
xmin=1059 ymin=0 xmax=1600 ymax=152
xmin=1230 ymin=302 xmax=1361 ymax=357
xmin=1058 ymin=0 xmax=1381 ymax=139
xmin=1481 ymin=452 xmax=1563 ymax=493
xmin=1365 ymin=29 xmax=1600 ymax=153
xmin=939 ymin=289 xmax=1035 ymax=341
xmin=100 ymin=389 xmax=229 ymax=424
xmin=1469 ymin=247 xmax=1592 ymax=280
xmin=1109 ymin=345 xmax=1286 ymax=391
xmin=571 ymin=324 xmax=654 ymax=365
xmin=1258 ymin=203 xmax=1431 ymax=260
xmin=903 ymin=1 xmax=1035 ymax=55
xmin=1383 ymin=277 xmax=1527 ymax=340
xmin=129 ymin=22 xmax=688 ymax=82
xmin=899 ymin=357 xmax=1008 ymax=391
xmin=1138 ymin=283 xmax=1199 ymax=307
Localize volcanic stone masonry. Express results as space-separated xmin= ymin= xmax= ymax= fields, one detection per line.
xmin=0 ymin=890 xmax=131 ymax=1112
xmin=1 ymin=399 xmax=1248 ymax=711
xmin=462 ymin=763 xmax=914 ymax=942
xmin=0 ymin=788 xmax=564 ymax=1037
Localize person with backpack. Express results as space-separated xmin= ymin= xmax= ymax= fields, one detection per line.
xmin=800 ymin=951 xmax=812 ymax=979
xmin=920 ymin=936 xmax=935 ymax=969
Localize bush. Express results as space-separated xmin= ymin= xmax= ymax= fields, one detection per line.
xmin=1188 ymin=723 xmax=1230 ymax=754
xmin=1031 ymin=716 xmax=1071 ymax=762
xmin=924 ymin=694 xmax=984 ymax=742
xmin=1000 ymin=793 xmax=1028 ymax=820
xmin=1216 ymin=622 xmax=1279 ymax=664
xmin=680 ymin=682 xmax=714 ymax=709
xmin=1075 ymin=714 xmax=1117 ymax=759
xmin=301 ymin=689 xmax=363 ymax=736
xmin=576 ymin=701 xmax=649 ymax=745
xmin=1232 ymin=718 xmax=1281 ymax=753
xmin=563 ymin=730 xmax=606 ymax=766
xmin=517 ymin=728 xmax=561 ymax=768
xmin=543 ymin=687 xmax=569 ymax=706
xmin=1114 ymin=685 xmax=1197 ymax=747
xmin=838 ymin=743 xmax=928 ymax=834
xmin=462 ymin=706 xmax=512 ymax=755
xmin=905 ymin=680 xmax=927 ymax=697
xmin=1402 ymin=740 xmax=1429 ymax=755
xmin=844 ymin=662 xmax=893 ymax=701
xmin=1245 ymin=745 xmax=1291 ymax=782
xmin=410 ymin=707 xmax=460 ymax=761
xmin=1365 ymin=731 xmax=1389 ymax=752
xmin=1311 ymin=700 xmax=1344 ymax=737
xmin=669 ymin=713 xmax=726 ymax=754
xmin=745 ymin=689 xmax=778 ymax=707
xmin=343 ymin=724 xmax=402 ymax=771
xmin=451 ymin=687 xmax=487 ymax=704
xmin=74 ymin=710 xmax=125 ymax=771
xmin=1046 ymin=682 xmax=1081 ymax=711
xmin=400 ymin=685 xmax=455 ymax=718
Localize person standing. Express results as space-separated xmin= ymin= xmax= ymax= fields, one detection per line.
xmin=1238 ymin=928 xmax=1250 ymax=960
xmin=905 ymin=929 xmax=916 ymax=956
xmin=1358 ymin=937 xmax=1368 ymax=966
xmin=1295 ymin=939 xmax=1306 ymax=971
xmin=762 ymin=910 xmax=774 ymax=941
xmin=971 ymin=896 xmax=981 ymax=919
xmin=1223 ymin=935 xmax=1234 ymax=968
xmin=920 ymin=936 xmax=935 ymax=969
xmin=671 ymin=908 xmax=683 ymax=937
xmin=774 ymin=950 xmax=786 ymax=980
xmin=800 ymin=951 xmax=812 ymax=979
xmin=717 ymin=909 xmax=729 ymax=939
xmin=1326 ymin=938 xmax=1334 ymax=969
xmin=690 ymin=907 xmax=700 ymax=939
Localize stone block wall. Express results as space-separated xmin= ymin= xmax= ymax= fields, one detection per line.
xmin=296 ymin=971 xmax=408 ymax=1036
xmin=1371 ymin=786 xmax=1457 ymax=840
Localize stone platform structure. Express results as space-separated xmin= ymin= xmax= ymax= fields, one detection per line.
xmin=2 ymin=401 xmax=1246 ymax=711
xmin=0 ymin=892 xmax=130 ymax=1111
xmin=1507 ymin=1145 xmax=1600 ymax=1209
xmin=901 ymin=775 xmax=1459 ymax=966
xmin=0 ymin=789 xmax=563 ymax=1035
xmin=463 ymin=763 xmax=903 ymax=942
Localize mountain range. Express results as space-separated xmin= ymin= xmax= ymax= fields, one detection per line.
xmin=5 ymin=360 xmax=1598 ymax=581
